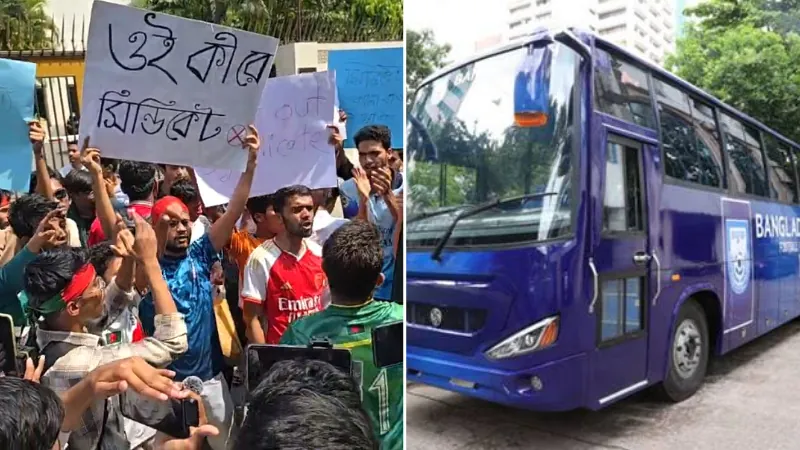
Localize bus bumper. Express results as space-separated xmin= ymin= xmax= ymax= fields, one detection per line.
xmin=407 ymin=346 xmax=588 ymax=412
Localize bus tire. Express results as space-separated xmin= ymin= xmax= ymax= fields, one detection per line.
xmin=657 ymin=299 xmax=709 ymax=402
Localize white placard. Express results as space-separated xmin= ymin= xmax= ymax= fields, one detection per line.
xmin=79 ymin=1 xmax=279 ymax=171
xmin=195 ymin=71 xmax=338 ymax=206
xmin=333 ymin=81 xmax=346 ymax=140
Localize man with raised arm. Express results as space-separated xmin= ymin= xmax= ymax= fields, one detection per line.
xmin=25 ymin=214 xmax=188 ymax=449
xmin=137 ymin=125 xmax=261 ymax=450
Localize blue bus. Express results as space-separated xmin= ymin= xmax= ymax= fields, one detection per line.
xmin=405 ymin=27 xmax=800 ymax=411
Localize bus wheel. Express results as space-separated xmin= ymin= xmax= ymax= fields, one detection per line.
xmin=657 ymin=299 xmax=709 ymax=402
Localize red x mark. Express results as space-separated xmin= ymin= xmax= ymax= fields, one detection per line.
xmin=227 ymin=125 xmax=247 ymax=146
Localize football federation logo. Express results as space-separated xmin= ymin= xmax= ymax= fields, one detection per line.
xmin=726 ymin=219 xmax=751 ymax=295
xmin=429 ymin=307 xmax=443 ymax=328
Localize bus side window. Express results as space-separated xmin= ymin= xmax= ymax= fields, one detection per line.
xmin=603 ymin=142 xmax=644 ymax=233
xmin=720 ymin=114 xmax=770 ymax=198
xmin=763 ymin=134 xmax=799 ymax=203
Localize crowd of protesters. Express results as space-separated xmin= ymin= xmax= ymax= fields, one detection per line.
xmin=0 ymin=109 xmax=404 ymax=450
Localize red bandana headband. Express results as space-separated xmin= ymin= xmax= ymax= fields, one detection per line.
xmin=26 ymin=263 xmax=97 ymax=319
xmin=151 ymin=196 xmax=189 ymax=225
xmin=62 ymin=263 xmax=97 ymax=304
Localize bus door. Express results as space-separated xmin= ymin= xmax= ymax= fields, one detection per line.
xmin=588 ymin=132 xmax=656 ymax=407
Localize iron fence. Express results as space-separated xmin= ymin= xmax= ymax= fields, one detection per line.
xmin=35 ymin=75 xmax=80 ymax=172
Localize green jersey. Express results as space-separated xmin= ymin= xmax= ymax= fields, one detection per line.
xmin=280 ymin=300 xmax=404 ymax=450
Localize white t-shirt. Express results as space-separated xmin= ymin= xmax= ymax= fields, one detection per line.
xmin=191 ymin=215 xmax=212 ymax=243
xmin=310 ymin=209 xmax=348 ymax=246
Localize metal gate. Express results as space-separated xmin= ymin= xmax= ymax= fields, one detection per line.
xmin=34 ymin=75 xmax=80 ymax=173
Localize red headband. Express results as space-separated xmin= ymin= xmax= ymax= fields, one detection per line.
xmin=0 ymin=195 xmax=9 ymax=208
xmin=62 ymin=263 xmax=97 ymax=304
xmin=151 ymin=196 xmax=189 ymax=225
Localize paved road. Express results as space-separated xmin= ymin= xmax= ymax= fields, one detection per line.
xmin=407 ymin=319 xmax=800 ymax=450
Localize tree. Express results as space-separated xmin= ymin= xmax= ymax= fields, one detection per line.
xmin=132 ymin=0 xmax=402 ymax=42
xmin=668 ymin=0 xmax=800 ymax=142
xmin=0 ymin=0 xmax=58 ymax=51
xmin=406 ymin=29 xmax=451 ymax=109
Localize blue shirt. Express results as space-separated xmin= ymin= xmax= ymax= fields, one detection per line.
xmin=139 ymin=234 xmax=223 ymax=381
xmin=340 ymin=171 xmax=403 ymax=300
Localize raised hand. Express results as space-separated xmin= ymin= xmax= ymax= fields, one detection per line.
xmin=244 ymin=124 xmax=260 ymax=167
xmin=370 ymin=166 xmax=393 ymax=196
xmin=110 ymin=219 xmax=136 ymax=259
xmin=352 ymin=167 xmax=371 ymax=200
xmin=29 ymin=120 xmax=45 ymax=154
xmin=327 ymin=125 xmax=344 ymax=148
xmin=80 ymin=137 xmax=104 ymax=175
xmin=27 ymin=207 xmax=68 ymax=253
xmin=131 ymin=212 xmax=159 ymax=262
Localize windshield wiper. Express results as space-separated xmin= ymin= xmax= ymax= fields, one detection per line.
xmin=430 ymin=192 xmax=560 ymax=261
xmin=408 ymin=206 xmax=463 ymax=223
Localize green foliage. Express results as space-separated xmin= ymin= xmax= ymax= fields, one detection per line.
xmin=405 ymin=29 xmax=451 ymax=109
xmin=134 ymin=0 xmax=402 ymax=42
xmin=0 ymin=0 xmax=58 ymax=51
xmin=669 ymin=0 xmax=800 ymax=142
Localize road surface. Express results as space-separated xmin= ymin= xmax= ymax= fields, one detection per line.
xmin=407 ymin=319 xmax=800 ymax=449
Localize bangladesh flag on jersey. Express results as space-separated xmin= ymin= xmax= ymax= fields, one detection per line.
xmin=280 ymin=300 xmax=404 ymax=450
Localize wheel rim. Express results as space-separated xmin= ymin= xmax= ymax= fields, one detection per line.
xmin=673 ymin=318 xmax=702 ymax=379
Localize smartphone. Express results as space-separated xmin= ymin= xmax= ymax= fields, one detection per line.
xmin=245 ymin=344 xmax=352 ymax=393
xmin=0 ymin=314 xmax=17 ymax=375
xmin=372 ymin=321 xmax=403 ymax=368
xmin=119 ymin=394 xmax=198 ymax=440
xmin=112 ymin=199 xmax=135 ymax=231
xmin=179 ymin=398 xmax=200 ymax=438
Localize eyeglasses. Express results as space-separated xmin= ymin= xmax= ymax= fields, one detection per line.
xmin=54 ymin=189 xmax=68 ymax=200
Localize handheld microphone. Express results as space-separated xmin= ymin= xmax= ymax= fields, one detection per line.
xmin=183 ymin=375 xmax=204 ymax=396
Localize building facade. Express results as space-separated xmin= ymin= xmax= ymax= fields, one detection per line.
xmin=506 ymin=0 xmax=678 ymax=66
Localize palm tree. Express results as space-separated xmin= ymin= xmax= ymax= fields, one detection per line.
xmin=0 ymin=0 xmax=58 ymax=51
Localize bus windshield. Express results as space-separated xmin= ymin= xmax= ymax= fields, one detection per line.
xmin=406 ymin=41 xmax=582 ymax=248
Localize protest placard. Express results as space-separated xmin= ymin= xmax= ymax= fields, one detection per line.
xmin=79 ymin=1 xmax=279 ymax=171
xmin=328 ymin=47 xmax=403 ymax=149
xmin=0 ymin=58 xmax=36 ymax=192
xmin=195 ymin=71 xmax=337 ymax=207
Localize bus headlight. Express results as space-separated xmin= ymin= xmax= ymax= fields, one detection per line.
xmin=484 ymin=316 xmax=559 ymax=360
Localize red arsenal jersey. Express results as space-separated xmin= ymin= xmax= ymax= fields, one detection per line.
xmin=240 ymin=239 xmax=328 ymax=344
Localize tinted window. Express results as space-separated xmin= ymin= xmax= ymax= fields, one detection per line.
xmin=594 ymin=48 xmax=655 ymax=128
xmin=603 ymin=142 xmax=644 ymax=232
xmin=655 ymin=79 xmax=724 ymax=188
xmin=721 ymin=114 xmax=770 ymax=197
xmin=600 ymin=277 xmax=644 ymax=341
xmin=763 ymin=134 xmax=798 ymax=203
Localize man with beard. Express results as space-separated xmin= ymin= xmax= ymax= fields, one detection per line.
xmin=339 ymin=125 xmax=403 ymax=302
xmin=241 ymin=185 xmax=328 ymax=345
xmin=137 ymin=125 xmax=261 ymax=450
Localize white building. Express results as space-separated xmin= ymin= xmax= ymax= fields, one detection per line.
xmin=507 ymin=0 xmax=678 ymax=66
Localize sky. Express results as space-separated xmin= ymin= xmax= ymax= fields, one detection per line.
xmin=405 ymin=0 xmax=506 ymax=62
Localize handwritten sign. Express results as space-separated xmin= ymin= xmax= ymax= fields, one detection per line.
xmin=79 ymin=1 xmax=279 ymax=171
xmin=0 ymin=58 xmax=36 ymax=192
xmin=328 ymin=47 xmax=403 ymax=148
xmin=195 ymin=71 xmax=338 ymax=207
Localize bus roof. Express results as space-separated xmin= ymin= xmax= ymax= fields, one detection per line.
xmin=419 ymin=27 xmax=800 ymax=151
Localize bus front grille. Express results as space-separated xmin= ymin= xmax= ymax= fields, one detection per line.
xmin=407 ymin=303 xmax=487 ymax=333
